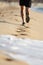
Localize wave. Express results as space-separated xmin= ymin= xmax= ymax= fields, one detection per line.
xmin=0 ymin=35 xmax=43 ymax=65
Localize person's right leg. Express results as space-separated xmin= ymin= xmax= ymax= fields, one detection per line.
xmin=24 ymin=0 xmax=31 ymax=23
xmin=25 ymin=7 xmax=30 ymax=23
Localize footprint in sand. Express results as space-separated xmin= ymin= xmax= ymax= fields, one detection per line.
xmin=16 ymin=29 xmax=26 ymax=32
xmin=12 ymin=25 xmax=30 ymax=37
xmin=16 ymin=27 xmax=28 ymax=36
xmin=12 ymin=34 xmax=18 ymax=36
xmin=5 ymin=58 xmax=14 ymax=61
xmin=17 ymin=26 xmax=26 ymax=32
xmin=20 ymin=33 xmax=27 ymax=36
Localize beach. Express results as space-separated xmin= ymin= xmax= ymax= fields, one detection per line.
xmin=0 ymin=1 xmax=43 ymax=65
xmin=0 ymin=51 xmax=28 ymax=65
xmin=0 ymin=2 xmax=43 ymax=40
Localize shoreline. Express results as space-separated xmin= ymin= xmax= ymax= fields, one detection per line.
xmin=0 ymin=35 xmax=43 ymax=65
xmin=0 ymin=51 xmax=28 ymax=65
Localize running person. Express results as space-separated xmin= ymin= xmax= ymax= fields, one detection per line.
xmin=19 ymin=0 xmax=32 ymax=25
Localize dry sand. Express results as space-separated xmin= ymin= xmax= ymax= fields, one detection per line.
xmin=0 ymin=2 xmax=43 ymax=40
xmin=0 ymin=2 xmax=43 ymax=65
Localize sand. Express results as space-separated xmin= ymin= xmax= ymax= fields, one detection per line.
xmin=0 ymin=51 xmax=28 ymax=65
xmin=0 ymin=1 xmax=43 ymax=65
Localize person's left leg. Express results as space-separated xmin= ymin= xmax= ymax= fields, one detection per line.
xmin=25 ymin=7 xmax=30 ymax=23
xmin=20 ymin=6 xmax=25 ymax=26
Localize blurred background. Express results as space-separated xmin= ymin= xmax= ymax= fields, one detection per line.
xmin=0 ymin=0 xmax=43 ymax=3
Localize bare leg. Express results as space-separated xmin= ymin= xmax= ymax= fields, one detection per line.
xmin=25 ymin=7 xmax=30 ymax=23
xmin=20 ymin=6 xmax=25 ymax=25
xmin=26 ymin=7 xmax=29 ymax=16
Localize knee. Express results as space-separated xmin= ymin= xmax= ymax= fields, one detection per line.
xmin=26 ymin=7 xmax=29 ymax=15
xmin=21 ymin=9 xmax=24 ymax=16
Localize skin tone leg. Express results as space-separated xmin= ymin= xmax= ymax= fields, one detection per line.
xmin=25 ymin=7 xmax=30 ymax=23
xmin=20 ymin=6 xmax=25 ymax=25
xmin=26 ymin=7 xmax=29 ymax=18
xmin=20 ymin=6 xmax=30 ymax=25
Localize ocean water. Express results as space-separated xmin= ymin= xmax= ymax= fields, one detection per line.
xmin=31 ymin=7 xmax=43 ymax=13
xmin=0 ymin=35 xmax=43 ymax=65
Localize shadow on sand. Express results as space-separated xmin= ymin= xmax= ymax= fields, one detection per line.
xmin=0 ymin=20 xmax=20 ymax=25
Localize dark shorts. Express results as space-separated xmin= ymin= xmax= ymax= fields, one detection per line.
xmin=19 ymin=0 xmax=31 ymax=7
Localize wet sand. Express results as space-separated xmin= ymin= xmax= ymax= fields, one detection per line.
xmin=0 ymin=2 xmax=43 ymax=65
xmin=0 ymin=51 xmax=28 ymax=65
